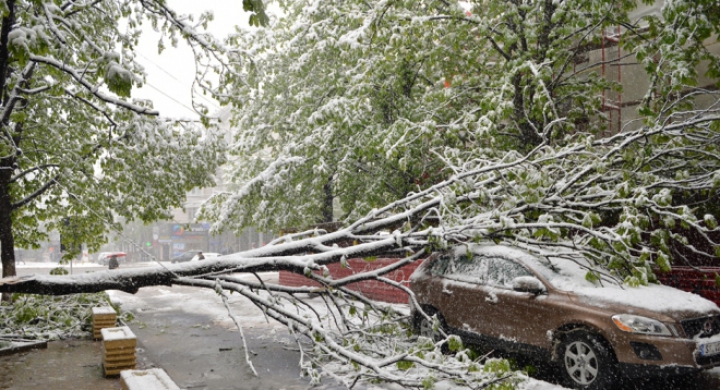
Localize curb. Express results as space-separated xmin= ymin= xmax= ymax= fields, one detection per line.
xmin=0 ymin=338 xmax=48 ymax=357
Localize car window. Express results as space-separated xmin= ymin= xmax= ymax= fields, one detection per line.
xmin=429 ymin=255 xmax=452 ymax=276
xmin=443 ymin=255 xmax=487 ymax=283
xmin=485 ymin=257 xmax=533 ymax=288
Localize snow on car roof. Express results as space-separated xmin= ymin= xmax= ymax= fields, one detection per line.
xmin=462 ymin=244 xmax=720 ymax=314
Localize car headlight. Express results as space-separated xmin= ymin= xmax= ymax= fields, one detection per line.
xmin=611 ymin=314 xmax=672 ymax=336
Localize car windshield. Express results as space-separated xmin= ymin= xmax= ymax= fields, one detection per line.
xmin=459 ymin=244 xmax=614 ymax=290
xmin=528 ymin=255 xmax=613 ymax=291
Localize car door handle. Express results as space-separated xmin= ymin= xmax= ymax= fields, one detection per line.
xmin=485 ymin=293 xmax=499 ymax=305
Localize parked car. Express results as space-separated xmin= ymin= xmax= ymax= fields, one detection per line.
xmin=170 ymin=250 xmax=202 ymax=263
xmin=188 ymin=252 xmax=221 ymax=262
xmin=170 ymin=251 xmax=222 ymax=263
xmin=409 ymin=244 xmax=720 ymax=389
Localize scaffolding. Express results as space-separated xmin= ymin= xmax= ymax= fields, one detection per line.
xmin=601 ymin=26 xmax=623 ymax=135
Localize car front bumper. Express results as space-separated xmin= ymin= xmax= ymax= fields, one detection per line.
xmin=612 ymin=332 xmax=720 ymax=371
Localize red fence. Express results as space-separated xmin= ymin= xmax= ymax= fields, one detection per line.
xmin=657 ymin=267 xmax=720 ymax=306
xmin=278 ymin=257 xmax=422 ymax=304
xmin=279 ymin=257 xmax=720 ymax=307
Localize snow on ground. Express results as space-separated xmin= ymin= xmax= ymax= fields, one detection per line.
xmin=14 ymin=261 xmax=108 ymax=268
xmin=108 ymin=275 xmax=287 ymax=330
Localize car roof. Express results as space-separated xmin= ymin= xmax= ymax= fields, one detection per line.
xmin=456 ymin=244 xmax=720 ymax=316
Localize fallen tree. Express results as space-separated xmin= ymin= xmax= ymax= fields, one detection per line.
xmin=3 ymin=107 xmax=720 ymax=388
xmin=2 ymin=0 xmax=720 ymax=387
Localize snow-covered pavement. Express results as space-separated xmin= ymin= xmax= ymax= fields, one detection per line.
xmin=102 ymin=270 xmax=567 ymax=390
xmin=11 ymin=262 xmax=720 ymax=389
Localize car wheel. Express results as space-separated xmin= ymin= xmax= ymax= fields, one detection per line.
xmin=559 ymin=330 xmax=616 ymax=390
xmin=415 ymin=307 xmax=450 ymax=353
xmin=419 ymin=316 xmax=439 ymax=340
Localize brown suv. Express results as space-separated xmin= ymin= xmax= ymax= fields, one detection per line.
xmin=409 ymin=244 xmax=720 ymax=389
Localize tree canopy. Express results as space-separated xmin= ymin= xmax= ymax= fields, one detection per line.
xmin=2 ymin=0 xmax=720 ymax=388
xmin=0 ymin=0 xmax=273 ymax=279
xmin=202 ymin=0 xmax=720 ymax=273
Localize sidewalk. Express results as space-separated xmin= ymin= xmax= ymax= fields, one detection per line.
xmin=0 ymin=272 xmax=316 ymax=390
xmin=108 ymin=285 xmax=317 ymax=390
xmin=0 ymin=339 xmax=122 ymax=390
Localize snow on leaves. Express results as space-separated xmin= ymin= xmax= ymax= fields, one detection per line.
xmin=0 ymin=1 xmax=239 ymax=268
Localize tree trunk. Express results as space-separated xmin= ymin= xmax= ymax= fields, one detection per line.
xmin=0 ymin=0 xmax=15 ymax=303
xmin=0 ymin=175 xmax=15 ymax=302
xmin=0 ymin=230 xmax=416 ymax=295
xmin=320 ymin=174 xmax=334 ymax=223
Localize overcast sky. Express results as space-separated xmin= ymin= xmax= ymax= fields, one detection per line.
xmin=133 ymin=0 xmax=252 ymax=120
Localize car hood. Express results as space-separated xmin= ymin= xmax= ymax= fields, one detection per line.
xmin=567 ymin=283 xmax=720 ymax=320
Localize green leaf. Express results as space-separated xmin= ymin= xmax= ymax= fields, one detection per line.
xmin=396 ymin=360 xmax=414 ymax=371
xmin=447 ymin=335 xmax=463 ymax=352
xmin=105 ymin=65 xmax=132 ymax=97
xmin=585 ymin=271 xmax=600 ymax=283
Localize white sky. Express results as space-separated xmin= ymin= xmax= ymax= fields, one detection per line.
xmin=132 ymin=0 xmax=251 ymax=120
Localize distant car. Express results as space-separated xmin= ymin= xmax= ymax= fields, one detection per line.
xmin=410 ymin=244 xmax=720 ymax=389
xmin=170 ymin=250 xmax=201 ymax=263
xmin=170 ymin=251 xmax=221 ymax=263
xmin=189 ymin=252 xmax=221 ymax=262
xmin=96 ymin=252 xmax=126 ymax=266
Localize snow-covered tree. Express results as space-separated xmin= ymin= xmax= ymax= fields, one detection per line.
xmin=204 ymin=0 xmax=631 ymax=232
xmin=2 ymin=104 xmax=719 ymax=385
xmin=204 ymin=0 xmax=469 ymax=232
xmin=0 ymin=0 xmax=266 ymax=283
xmin=2 ymin=0 xmax=720 ymax=388
xmin=204 ymin=0 xmax=720 ymax=268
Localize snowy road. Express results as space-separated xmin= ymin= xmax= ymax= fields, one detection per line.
xmin=108 ymin=282 xmax=322 ymax=390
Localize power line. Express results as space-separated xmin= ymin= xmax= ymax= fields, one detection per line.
xmin=138 ymin=53 xmax=184 ymax=82
xmin=143 ymin=82 xmax=198 ymax=116
xmin=138 ymin=53 xmax=222 ymax=110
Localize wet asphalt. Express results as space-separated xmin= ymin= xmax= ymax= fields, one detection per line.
xmin=0 ymin=339 xmax=122 ymax=390
xmin=127 ymin=306 xmax=310 ymax=390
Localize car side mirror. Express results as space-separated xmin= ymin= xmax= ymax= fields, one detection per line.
xmin=512 ymin=276 xmax=546 ymax=295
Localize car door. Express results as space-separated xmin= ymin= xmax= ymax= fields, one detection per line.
xmin=458 ymin=256 xmax=530 ymax=341
xmin=480 ymin=256 xmax=558 ymax=348
xmin=434 ymin=254 xmax=496 ymax=336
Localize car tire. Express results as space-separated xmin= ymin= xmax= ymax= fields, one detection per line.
xmin=415 ymin=307 xmax=450 ymax=354
xmin=559 ymin=330 xmax=617 ymax=390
